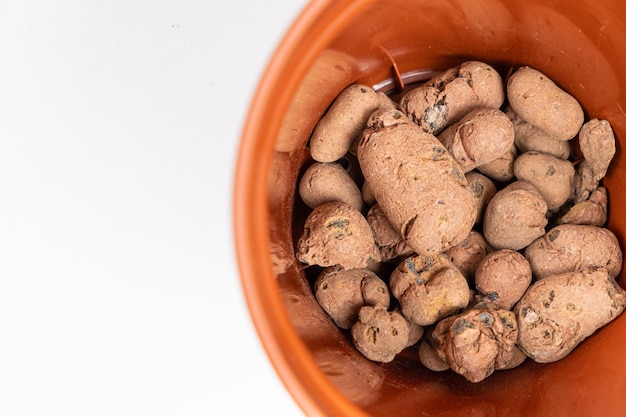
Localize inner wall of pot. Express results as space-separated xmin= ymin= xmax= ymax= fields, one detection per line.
xmin=267 ymin=0 xmax=626 ymax=415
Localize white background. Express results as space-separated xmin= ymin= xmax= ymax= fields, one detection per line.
xmin=0 ymin=1 xmax=308 ymax=416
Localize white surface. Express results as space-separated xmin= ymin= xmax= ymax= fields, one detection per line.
xmin=0 ymin=1 xmax=308 ymax=416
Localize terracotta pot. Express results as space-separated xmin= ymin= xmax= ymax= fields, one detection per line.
xmin=234 ymin=0 xmax=626 ymax=415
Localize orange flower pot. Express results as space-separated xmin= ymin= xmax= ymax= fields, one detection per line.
xmin=234 ymin=1 xmax=626 ymax=415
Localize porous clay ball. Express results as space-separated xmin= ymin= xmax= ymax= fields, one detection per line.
xmin=507 ymin=66 xmax=584 ymax=141
xmin=390 ymin=254 xmax=470 ymax=326
xmin=515 ymin=268 xmax=626 ymax=363
xmin=298 ymin=161 xmax=364 ymax=212
xmin=483 ymin=180 xmax=548 ymax=250
xmin=573 ymin=118 xmax=616 ymax=203
xmin=524 ymin=224 xmax=622 ymax=279
xmin=400 ymin=61 xmax=504 ymax=135
xmin=358 ymin=109 xmax=476 ymax=256
xmin=437 ymin=108 xmax=514 ymax=173
xmin=432 ymin=308 xmax=519 ymax=383
xmin=513 ymin=151 xmax=575 ymax=212
xmin=314 ymin=267 xmax=390 ymax=329
xmin=310 ymin=84 xmax=380 ymax=162
xmin=297 ymin=201 xmax=381 ymax=269
xmin=351 ymin=305 xmax=413 ymax=363
xmin=474 ymin=249 xmax=532 ymax=310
